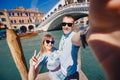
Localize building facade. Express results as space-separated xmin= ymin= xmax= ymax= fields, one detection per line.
xmin=0 ymin=7 xmax=44 ymax=32
xmin=0 ymin=10 xmax=10 ymax=29
xmin=75 ymin=16 xmax=89 ymax=31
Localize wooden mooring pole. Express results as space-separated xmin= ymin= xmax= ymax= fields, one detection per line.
xmin=6 ymin=29 xmax=28 ymax=80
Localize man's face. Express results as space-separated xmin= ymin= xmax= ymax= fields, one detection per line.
xmin=62 ymin=17 xmax=74 ymax=35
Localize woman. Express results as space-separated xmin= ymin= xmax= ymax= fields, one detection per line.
xmin=28 ymin=34 xmax=65 ymax=80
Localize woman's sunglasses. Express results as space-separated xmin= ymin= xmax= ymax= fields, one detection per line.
xmin=62 ymin=22 xmax=73 ymax=27
xmin=45 ymin=40 xmax=55 ymax=44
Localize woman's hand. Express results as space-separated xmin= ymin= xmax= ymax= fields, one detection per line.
xmin=29 ymin=50 xmax=38 ymax=67
xmin=28 ymin=50 xmax=40 ymax=80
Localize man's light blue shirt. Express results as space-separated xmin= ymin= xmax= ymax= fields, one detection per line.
xmin=59 ymin=31 xmax=79 ymax=76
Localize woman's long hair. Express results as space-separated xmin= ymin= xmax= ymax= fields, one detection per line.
xmin=39 ymin=34 xmax=54 ymax=54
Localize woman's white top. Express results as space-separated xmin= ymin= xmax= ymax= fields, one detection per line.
xmin=35 ymin=49 xmax=65 ymax=80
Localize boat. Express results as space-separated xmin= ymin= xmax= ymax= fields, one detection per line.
xmin=19 ymin=32 xmax=38 ymax=38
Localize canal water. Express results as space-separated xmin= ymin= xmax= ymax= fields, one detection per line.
xmin=0 ymin=30 xmax=106 ymax=80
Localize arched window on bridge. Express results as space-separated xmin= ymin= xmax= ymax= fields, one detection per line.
xmin=58 ymin=4 xmax=62 ymax=9
xmin=45 ymin=17 xmax=47 ymax=20
xmin=47 ymin=15 xmax=50 ymax=17
xmin=54 ymin=8 xmax=57 ymax=12
xmin=50 ymin=12 xmax=53 ymax=15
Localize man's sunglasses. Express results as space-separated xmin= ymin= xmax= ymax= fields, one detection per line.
xmin=62 ymin=22 xmax=73 ymax=27
xmin=45 ymin=40 xmax=55 ymax=44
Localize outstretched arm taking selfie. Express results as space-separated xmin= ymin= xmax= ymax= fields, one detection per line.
xmin=72 ymin=0 xmax=120 ymax=80
xmin=88 ymin=0 xmax=120 ymax=80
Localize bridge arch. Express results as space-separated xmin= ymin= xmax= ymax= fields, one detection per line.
xmin=48 ymin=12 xmax=88 ymax=31
xmin=28 ymin=25 xmax=34 ymax=32
xmin=20 ymin=26 xmax=27 ymax=33
xmin=37 ymin=2 xmax=89 ymax=31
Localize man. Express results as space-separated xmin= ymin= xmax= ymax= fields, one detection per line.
xmin=59 ymin=14 xmax=80 ymax=80
xmin=72 ymin=0 xmax=120 ymax=80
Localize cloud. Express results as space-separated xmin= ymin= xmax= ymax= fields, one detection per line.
xmin=30 ymin=0 xmax=38 ymax=9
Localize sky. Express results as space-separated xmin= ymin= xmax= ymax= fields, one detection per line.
xmin=0 ymin=0 xmax=59 ymax=13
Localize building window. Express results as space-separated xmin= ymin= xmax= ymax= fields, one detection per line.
xmin=10 ymin=20 xmax=14 ymax=24
xmin=18 ymin=20 xmax=24 ymax=23
xmin=17 ymin=12 xmax=22 ymax=16
xmin=14 ymin=20 xmax=16 ymax=23
xmin=25 ymin=12 xmax=30 ymax=16
xmin=1 ymin=18 xmax=6 ymax=22
xmin=8 ymin=12 xmax=11 ymax=16
xmin=20 ymin=12 xmax=22 ymax=16
xmin=17 ymin=13 xmax=19 ymax=16
xmin=30 ymin=19 xmax=32 ymax=23
xmin=8 ymin=12 xmax=14 ymax=16
xmin=12 ymin=12 xmax=14 ymax=16
xmin=8 ymin=12 xmax=10 ymax=16
xmin=22 ymin=20 xmax=24 ymax=23
xmin=19 ymin=20 xmax=22 ymax=23
xmin=29 ymin=13 xmax=31 ymax=16
xmin=25 ymin=12 xmax=28 ymax=16
xmin=0 ymin=12 xmax=4 ymax=15
xmin=34 ymin=13 xmax=37 ymax=16
xmin=4 ymin=25 xmax=7 ymax=28
xmin=14 ymin=26 xmax=17 ymax=28
xmin=28 ymin=20 xmax=29 ymax=23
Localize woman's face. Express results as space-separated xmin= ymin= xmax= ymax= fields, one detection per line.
xmin=44 ymin=38 xmax=55 ymax=51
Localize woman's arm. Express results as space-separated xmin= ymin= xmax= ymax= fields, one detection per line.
xmin=28 ymin=50 xmax=41 ymax=80
xmin=28 ymin=65 xmax=41 ymax=80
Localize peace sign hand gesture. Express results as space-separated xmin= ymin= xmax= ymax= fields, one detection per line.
xmin=29 ymin=50 xmax=38 ymax=67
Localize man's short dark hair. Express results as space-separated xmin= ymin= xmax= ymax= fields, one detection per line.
xmin=62 ymin=14 xmax=75 ymax=21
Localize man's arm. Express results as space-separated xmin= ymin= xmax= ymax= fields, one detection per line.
xmin=72 ymin=31 xmax=82 ymax=46
xmin=87 ymin=0 xmax=120 ymax=80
